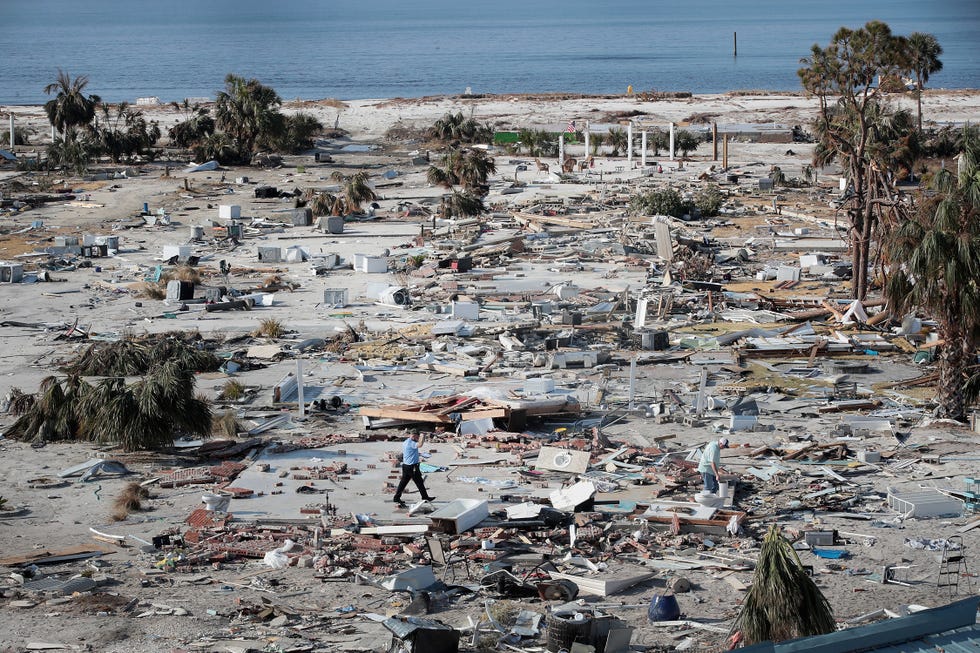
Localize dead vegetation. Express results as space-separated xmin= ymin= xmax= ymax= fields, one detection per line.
xmin=135 ymin=282 xmax=166 ymax=300
xmin=253 ymin=318 xmax=286 ymax=339
xmin=212 ymin=409 xmax=241 ymax=438
xmin=111 ymin=482 xmax=150 ymax=521
xmin=161 ymin=265 xmax=202 ymax=285
xmin=64 ymin=333 xmax=222 ymax=377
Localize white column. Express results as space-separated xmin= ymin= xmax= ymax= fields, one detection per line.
xmin=558 ymin=132 xmax=564 ymax=167
xmin=296 ymin=358 xmax=305 ymax=417
xmin=627 ymin=122 xmax=633 ymax=165
xmin=51 ymin=124 xmax=56 ymax=142
xmin=641 ymin=130 xmax=648 ymax=168
xmin=669 ymin=122 xmax=675 ymax=161
xmin=628 ymin=357 xmax=637 ymax=410
xmin=584 ymin=122 xmax=590 ymax=158
xmin=8 ymin=114 xmax=14 ymax=150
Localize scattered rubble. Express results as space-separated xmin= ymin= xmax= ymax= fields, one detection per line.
xmin=3 ymin=97 xmax=980 ymax=652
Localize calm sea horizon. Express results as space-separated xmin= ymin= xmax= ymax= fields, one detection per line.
xmin=1 ymin=0 xmax=978 ymax=105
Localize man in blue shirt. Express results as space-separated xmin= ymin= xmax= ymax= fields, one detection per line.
xmin=393 ymin=431 xmax=435 ymax=506
xmin=697 ymin=437 xmax=728 ymax=494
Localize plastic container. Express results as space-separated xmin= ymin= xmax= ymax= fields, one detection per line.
xmin=648 ymin=593 xmax=680 ymax=622
xmin=718 ymin=481 xmax=730 ymax=498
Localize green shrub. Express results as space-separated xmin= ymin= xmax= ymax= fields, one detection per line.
xmin=630 ymin=187 xmax=685 ymax=218
xmin=694 ymin=184 xmax=724 ymax=217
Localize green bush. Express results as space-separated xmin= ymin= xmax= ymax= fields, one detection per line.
xmin=694 ymin=185 xmax=723 ymax=217
xmin=630 ymin=187 xmax=685 ymax=218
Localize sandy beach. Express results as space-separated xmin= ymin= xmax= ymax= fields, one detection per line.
xmin=2 ymin=89 xmax=980 ymax=653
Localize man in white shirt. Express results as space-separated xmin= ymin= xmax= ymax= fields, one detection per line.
xmin=698 ymin=437 xmax=729 ymax=494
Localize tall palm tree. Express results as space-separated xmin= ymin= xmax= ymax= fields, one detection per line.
xmin=885 ymin=131 xmax=980 ymax=420
xmin=43 ymin=70 xmax=100 ymax=136
xmin=731 ymin=525 xmax=836 ymax=645
xmin=215 ymin=73 xmax=283 ymax=155
xmin=906 ymin=32 xmax=944 ymax=133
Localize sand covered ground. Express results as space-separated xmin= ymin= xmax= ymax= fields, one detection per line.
xmin=0 ymin=90 xmax=980 ymax=653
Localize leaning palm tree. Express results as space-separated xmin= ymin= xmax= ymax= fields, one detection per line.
xmin=304 ymin=188 xmax=339 ymax=217
xmin=885 ymin=130 xmax=980 ymax=420
xmin=905 ymin=32 xmax=944 ymax=133
xmin=330 ymin=170 xmax=377 ymax=214
xmin=731 ymin=525 xmax=836 ymax=645
xmin=7 ymin=375 xmax=89 ymax=443
xmin=43 ymin=70 xmax=100 ymax=136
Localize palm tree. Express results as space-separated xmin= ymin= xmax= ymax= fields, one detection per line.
xmin=43 ymin=71 xmax=100 ymax=136
xmin=46 ymin=128 xmax=92 ymax=174
xmin=330 ymin=171 xmax=377 ymax=214
xmin=905 ymin=32 xmax=943 ymax=133
xmin=427 ymin=147 xmax=496 ymax=192
xmin=589 ymin=132 xmax=605 ymax=157
xmin=731 ymin=525 xmax=836 ymax=645
xmin=304 ymin=188 xmax=339 ymax=217
xmin=608 ymin=127 xmax=627 ymax=157
xmin=215 ymin=74 xmax=283 ymax=155
xmin=192 ymin=132 xmax=245 ymax=165
xmin=456 ymin=147 xmax=496 ymax=189
xmin=674 ymin=130 xmax=700 ymax=157
xmin=428 ymin=112 xmax=493 ymax=144
xmin=444 ymin=189 xmax=485 ymax=218
xmin=7 ymin=375 xmax=88 ymax=443
xmin=885 ymin=131 xmax=980 ymax=420
xmin=168 ymin=100 xmax=215 ymax=148
xmin=90 ymin=103 xmax=160 ymax=163
xmin=648 ymin=129 xmax=669 ymax=157
xmin=280 ymin=112 xmax=323 ymax=152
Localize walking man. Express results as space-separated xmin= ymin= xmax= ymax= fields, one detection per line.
xmin=393 ymin=431 xmax=435 ymax=507
xmin=698 ymin=437 xmax=729 ymax=494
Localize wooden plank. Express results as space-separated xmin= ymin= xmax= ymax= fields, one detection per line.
xmin=957 ymin=518 xmax=980 ymax=534
xmin=0 ymin=544 xmax=116 ymax=567
xmin=459 ymin=408 xmax=509 ymax=420
xmin=723 ymin=575 xmax=748 ymax=591
xmin=357 ymin=407 xmax=451 ymax=423
xmin=418 ymin=362 xmax=479 ymax=377
xmin=513 ymin=211 xmax=594 ymax=230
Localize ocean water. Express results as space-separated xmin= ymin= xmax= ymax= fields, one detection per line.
xmin=1 ymin=0 xmax=978 ymax=104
